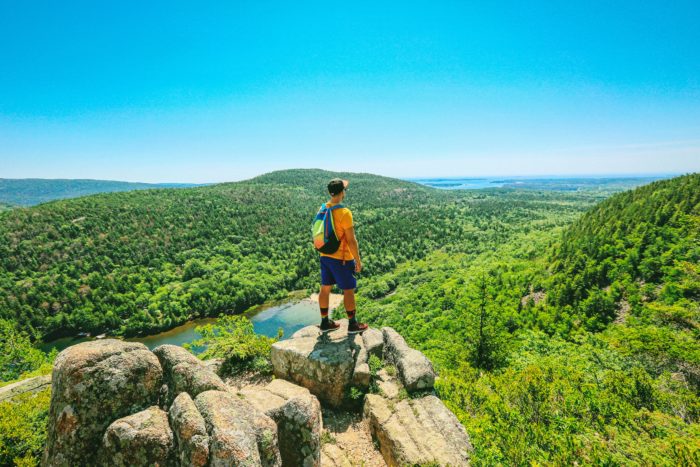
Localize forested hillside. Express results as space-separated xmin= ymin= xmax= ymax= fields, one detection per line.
xmin=349 ymin=174 xmax=699 ymax=464
xmin=0 ymin=178 xmax=198 ymax=206
xmin=1 ymin=170 xmax=698 ymax=465
xmin=0 ymin=169 xmax=600 ymax=339
xmin=549 ymin=174 xmax=700 ymax=332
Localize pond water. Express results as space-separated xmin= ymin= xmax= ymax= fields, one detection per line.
xmin=40 ymin=297 xmax=321 ymax=354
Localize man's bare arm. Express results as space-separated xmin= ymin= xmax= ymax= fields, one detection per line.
xmin=344 ymin=226 xmax=362 ymax=272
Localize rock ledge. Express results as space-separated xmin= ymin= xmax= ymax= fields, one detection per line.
xmin=43 ymin=325 xmax=471 ymax=466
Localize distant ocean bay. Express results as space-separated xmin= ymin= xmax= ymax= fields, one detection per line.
xmin=404 ymin=175 xmax=670 ymax=191
xmin=406 ymin=177 xmax=507 ymax=190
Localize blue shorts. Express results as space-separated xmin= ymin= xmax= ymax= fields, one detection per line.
xmin=320 ymin=256 xmax=357 ymax=290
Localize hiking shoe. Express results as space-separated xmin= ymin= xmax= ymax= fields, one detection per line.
xmin=347 ymin=321 xmax=368 ymax=334
xmin=320 ymin=319 xmax=341 ymax=332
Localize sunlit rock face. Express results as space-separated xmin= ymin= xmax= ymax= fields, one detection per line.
xmin=43 ymin=340 xmax=162 ymax=466
xmin=271 ymin=319 xmax=359 ymax=407
xmin=43 ymin=324 xmax=468 ymax=466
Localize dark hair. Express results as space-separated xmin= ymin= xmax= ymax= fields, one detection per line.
xmin=327 ymin=178 xmax=346 ymax=196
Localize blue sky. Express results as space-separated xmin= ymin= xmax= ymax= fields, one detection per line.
xmin=1 ymin=1 xmax=699 ymax=183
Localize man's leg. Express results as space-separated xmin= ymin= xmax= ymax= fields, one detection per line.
xmin=319 ymin=256 xmax=340 ymax=331
xmin=344 ymin=288 xmax=367 ymax=332
xmin=319 ymin=284 xmax=332 ymax=323
xmin=342 ymin=288 xmax=356 ymax=315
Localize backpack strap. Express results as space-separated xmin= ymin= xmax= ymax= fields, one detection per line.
xmin=329 ymin=204 xmax=350 ymax=263
xmin=323 ymin=203 xmax=341 ymax=242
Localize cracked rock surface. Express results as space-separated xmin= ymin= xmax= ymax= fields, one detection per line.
xmin=271 ymin=319 xmax=360 ymax=407
xmin=43 ymin=324 xmax=471 ymax=466
xmin=364 ymin=393 xmax=472 ymax=466
xmin=239 ymin=378 xmax=322 ymax=466
xmin=43 ymin=339 xmax=284 ymax=466
xmin=43 ymin=340 xmax=162 ymax=466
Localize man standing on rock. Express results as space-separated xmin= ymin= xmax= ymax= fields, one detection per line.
xmin=317 ymin=178 xmax=368 ymax=333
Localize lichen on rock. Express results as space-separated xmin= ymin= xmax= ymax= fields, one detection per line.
xmin=239 ymin=378 xmax=323 ymax=466
xmin=101 ymin=406 xmax=175 ymax=466
xmin=169 ymin=392 xmax=209 ymax=467
xmin=43 ymin=339 xmax=162 ymax=467
xmin=153 ymin=344 xmax=228 ymax=407
xmin=195 ymin=389 xmax=282 ymax=467
xmin=41 ymin=324 xmax=469 ymax=466
xmin=271 ymin=319 xmax=361 ymax=407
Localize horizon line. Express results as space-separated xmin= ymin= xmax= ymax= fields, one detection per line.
xmin=0 ymin=170 xmax=691 ymax=186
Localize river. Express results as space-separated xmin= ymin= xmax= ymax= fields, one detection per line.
xmin=40 ymin=296 xmax=323 ymax=355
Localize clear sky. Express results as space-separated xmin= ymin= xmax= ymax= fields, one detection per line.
xmin=1 ymin=1 xmax=699 ymax=183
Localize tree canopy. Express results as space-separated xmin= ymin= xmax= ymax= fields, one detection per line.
xmin=0 ymin=170 xmax=698 ymax=464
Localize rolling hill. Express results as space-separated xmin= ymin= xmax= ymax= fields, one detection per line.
xmin=348 ymin=173 xmax=699 ymax=464
xmin=0 ymin=170 xmax=698 ymax=464
xmin=0 ymin=178 xmax=200 ymax=206
xmin=0 ymin=168 xmax=598 ymax=339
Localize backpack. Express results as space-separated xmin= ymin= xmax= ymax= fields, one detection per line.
xmin=312 ymin=203 xmax=345 ymax=254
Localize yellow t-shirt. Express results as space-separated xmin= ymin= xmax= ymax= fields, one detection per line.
xmin=319 ymin=202 xmax=355 ymax=261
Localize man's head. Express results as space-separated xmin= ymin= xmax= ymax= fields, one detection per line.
xmin=328 ymin=178 xmax=349 ymax=201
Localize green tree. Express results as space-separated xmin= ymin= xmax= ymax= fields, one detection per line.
xmin=0 ymin=320 xmax=51 ymax=383
xmin=462 ymin=274 xmax=508 ymax=370
xmin=0 ymin=388 xmax=51 ymax=466
xmin=185 ymin=315 xmax=278 ymax=374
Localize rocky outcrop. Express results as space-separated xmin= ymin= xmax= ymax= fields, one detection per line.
xmin=239 ymin=378 xmax=323 ymax=466
xmin=43 ymin=339 xmax=163 ymax=466
xmin=271 ymin=322 xmax=436 ymax=407
xmin=43 ymin=323 xmax=469 ymax=466
xmin=375 ymin=368 xmax=401 ymax=399
xmin=153 ymin=344 xmax=228 ymax=406
xmin=271 ymin=319 xmax=360 ymax=407
xmin=43 ymin=339 xmax=306 ymax=466
xmin=195 ymin=390 xmax=281 ymax=466
xmin=362 ymin=328 xmax=384 ymax=359
xmin=203 ymin=357 xmax=225 ymax=376
xmin=272 ymin=321 xmax=471 ymax=465
xmin=101 ymin=406 xmax=175 ymax=466
xmin=352 ymin=330 xmax=373 ymax=391
xmin=382 ymin=327 xmax=436 ymax=392
xmin=169 ymin=392 xmax=209 ymax=467
xmin=364 ymin=394 xmax=472 ymax=466
xmin=321 ymin=443 xmax=353 ymax=467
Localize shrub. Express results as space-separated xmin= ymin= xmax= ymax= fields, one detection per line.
xmin=368 ymin=354 xmax=382 ymax=376
xmin=0 ymin=320 xmax=51 ymax=383
xmin=348 ymin=386 xmax=364 ymax=400
xmin=0 ymin=388 xmax=51 ymax=466
xmin=320 ymin=430 xmax=337 ymax=445
xmin=185 ymin=315 xmax=277 ymax=374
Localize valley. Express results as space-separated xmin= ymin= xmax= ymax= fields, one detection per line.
xmin=0 ymin=169 xmax=698 ymax=465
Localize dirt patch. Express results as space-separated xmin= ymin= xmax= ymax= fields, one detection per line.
xmin=521 ymin=290 xmax=546 ymax=307
xmin=614 ymin=299 xmax=631 ymax=324
xmin=222 ymin=369 xmax=273 ymax=392
xmin=322 ymin=407 xmax=386 ymax=466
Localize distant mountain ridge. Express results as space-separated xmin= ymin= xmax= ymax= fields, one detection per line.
xmin=0 ymin=178 xmax=202 ymax=206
